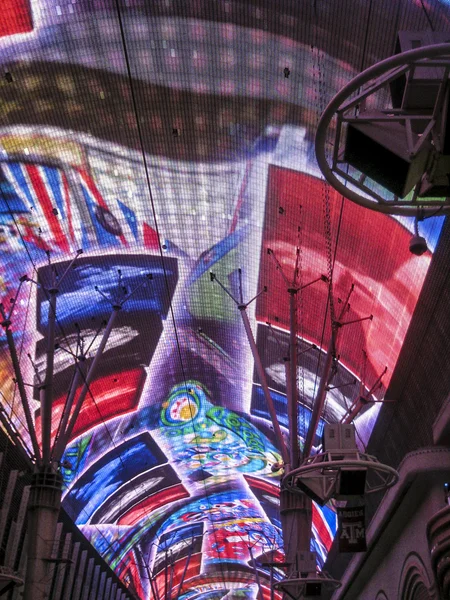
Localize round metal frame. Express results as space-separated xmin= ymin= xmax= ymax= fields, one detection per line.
xmin=283 ymin=449 xmax=399 ymax=505
xmin=315 ymin=43 xmax=450 ymax=216
xmin=0 ymin=565 xmax=24 ymax=588
xmin=273 ymin=571 xmax=341 ymax=599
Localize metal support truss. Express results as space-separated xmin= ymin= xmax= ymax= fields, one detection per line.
xmin=283 ymin=449 xmax=399 ymax=505
xmin=0 ymin=255 xmax=152 ymax=600
xmin=265 ymin=244 xmax=328 ymax=584
xmin=315 ymin=42 xmax=450 ymax=215
xmin=267 ymin=248 xmax=328 ymax=467
xmin=210 ymin=269 xmax=289 ymax=465
xmin=303 ymin=284 xmax=373 ymax=459
xmin=273 ymin=571 xmax=341 ymax=600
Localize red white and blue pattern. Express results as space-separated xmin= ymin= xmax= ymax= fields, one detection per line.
xmin=1 ymin=160 xmax=170 ymax=255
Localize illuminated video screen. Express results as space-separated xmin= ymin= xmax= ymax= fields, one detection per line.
xmin=0 ymin=0 xmax=447 ymax=597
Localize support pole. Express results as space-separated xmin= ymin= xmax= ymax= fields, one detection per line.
xmin=280 ymin=488 xmax=312 ymax=561
xmin=303 ymin=285 xmax=354 ymax=458
xmin=53 ymin=306 xmax=120 ymax=461
xmin=239 ymin=308 xmax=289 ymax=465
xmin=248 ymin=545 xmax=264 ymax=600
xmin=51 ymin=365 xmax=83 ymax=460
xmin=23 ymin=468 xmax=63 ymax=600
xmin=0 ymin=310 xmax=41 ymax=464
xmin=303 ymin=339 xmax=335 ymax=458
xmin=288 ymin=289 xmax=299 ymax=469
xmin=149 ymin=573 xmax=161 ymax=600
xmin=281 ymin=291 xmax=312 ymax=570
xmin=40 ymin=289 xmax=57 ymax=464
xmin=174 ymin=543 xmax=194 ymax=600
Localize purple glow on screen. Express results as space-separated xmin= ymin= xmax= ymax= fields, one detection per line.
xmin=0 ymin=1 xmax=447 ymax=597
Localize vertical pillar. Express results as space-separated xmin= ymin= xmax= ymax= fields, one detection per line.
xmin=97 ymin=571 xmax=106 ymax=599
xmin=23 ymin=467 xmax=63 ymax=600
xmin=89 ymin=564 xmax=101 ymax=600
xmin=104 ymin=577 xmax=112 ymax=600
xmin=81 ymin=557 xmax=95 ymax=600
xmin=73 ymin=550 xmax=88 ymax=600
xmin=280 ymin=490 xmax=312 ymax=567
xmin=281 ymin=290 xmax=312 ymax=586
xmin=53 ymin=533 xmax=71 ymax=600
xmin=0 ymin=470 xmax=18 ymax=544
xmin=6 ymin=485 xmax=29 ymax=570
xmin=63 ymin=541 xmax=80 ymax=600
xmin=287 ymin=289 xmax=300 ymax=468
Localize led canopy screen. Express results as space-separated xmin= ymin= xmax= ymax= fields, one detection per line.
xmin=0 ymin=0 xmax=448 ymax=598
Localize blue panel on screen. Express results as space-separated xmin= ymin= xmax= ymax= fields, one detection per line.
xmin=65 ymin=432 xmax=167 ymax=523
xmin=36 ymin=254 xmax=178 ymax=332
xmin=42 ymin=166 xmax=67 ymax=221
xmin=251 ymin=385 xmax=325 ymax=440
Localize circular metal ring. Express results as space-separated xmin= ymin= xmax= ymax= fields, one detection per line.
xmin=315 ymin=43 xmax=450 ymax=216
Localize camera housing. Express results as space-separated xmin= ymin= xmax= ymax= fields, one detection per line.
xmin=409 ymin=235 xmax=428 ymax=256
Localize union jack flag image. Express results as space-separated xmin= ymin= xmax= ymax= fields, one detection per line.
xmin=1 ymin=0 xmax=33 ymax=38
xmin=0 ymin=159 xmax=167 ymax=256
xmin=312 ymin=502 xmax=337 ymax=566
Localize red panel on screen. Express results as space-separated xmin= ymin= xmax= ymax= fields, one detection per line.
xmin=1 ymin=0 xmax=33 ymax=37
xmin=256 ymin=166 xmax=431 ymax=387
xmin=117 ymin=551 xmax=145 ymax=600
xmin=35 ymin=368 xmax=146 ymax=446
xmin=118 ymin=484 xmax=190 ymax=526
xmin=154 ymin=554 xmax=202 ymax=599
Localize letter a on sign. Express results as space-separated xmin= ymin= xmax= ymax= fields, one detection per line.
xmin=337 ymin=506 xmax=367 ymax=552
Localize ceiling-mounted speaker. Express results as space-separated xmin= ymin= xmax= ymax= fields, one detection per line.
xmin=305 ymin=582 xmax=322 ymax=597
xmin=344 ymin=117 xmax=431 ymax=198
xmin=337 ymin=468 xmax=367 ymax=497
xmin=390 ymin=32 xmax=450 ymax=110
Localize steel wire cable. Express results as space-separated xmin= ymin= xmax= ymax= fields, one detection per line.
xmin=108 ymin=0 xmax=235 ymax=593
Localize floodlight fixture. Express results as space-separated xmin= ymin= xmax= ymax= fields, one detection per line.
xmin=315 ymin=38 xmax=450 ymax=216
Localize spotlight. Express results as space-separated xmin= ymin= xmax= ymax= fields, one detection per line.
xmin=296 ymin=476 xmax=327 ymax=506
xmin=284 ymin=67 xmax=290 ymax=78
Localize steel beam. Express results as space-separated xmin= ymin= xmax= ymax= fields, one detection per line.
xmin=239 ymin=308 xmax=289 ymax=465
xmin=53 ymin=306 xmax=120 ymax=461
xmin=303 ymin=286 xmax=354 ymax=458
xmin=41 ymin=289 xmax=57 ymax=464
xmin=0 ymin=312 xmax=41 ymax=463
xmin=288 ymin=289 xmax=300 ymax=469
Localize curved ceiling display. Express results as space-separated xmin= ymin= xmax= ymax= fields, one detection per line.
xmin=1 ymin=0 xmax=449 ymax=598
